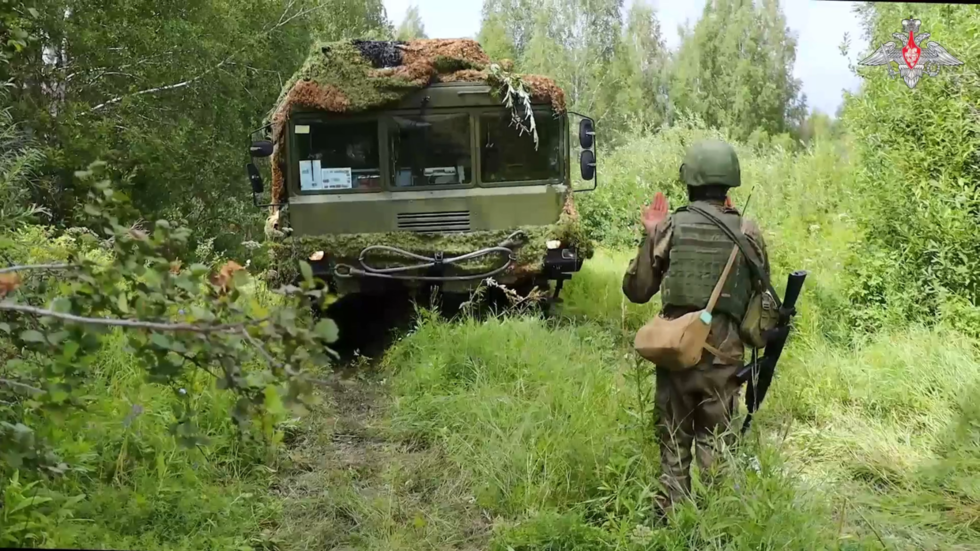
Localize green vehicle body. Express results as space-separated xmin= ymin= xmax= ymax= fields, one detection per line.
xmin=249 ymin=64 xmax=596 ymax=299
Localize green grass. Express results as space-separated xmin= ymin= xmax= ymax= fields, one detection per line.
xmin=356 ymin=123 xmax=980 ymax=549
xmin=5 ymin=330 xmax=282 ymax=550
xmin=0 ymin=228 xmax=285 ymax=549
xmin=7 ymin=120 xmax=980 ymax=550
xmin=373 ymin=256 xmax=980 ymax=550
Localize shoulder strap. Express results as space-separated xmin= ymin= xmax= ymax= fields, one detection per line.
xmin=686 ymin=204 xmax=782 ymax=307
xmin=702 ymin=241 xmax=743 ymax=365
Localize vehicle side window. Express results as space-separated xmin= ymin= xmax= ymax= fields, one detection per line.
xmin=294 ymin=121 xmax=382 ymax=191
xmin=480 ymin=111 xmax=561 ymax=183
xmin=389 ymin=114 xmax=473 ymax=187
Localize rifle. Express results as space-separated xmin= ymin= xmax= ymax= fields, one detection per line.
xmin=736 ymin=270 xmax=807 ymax=435
xmin=685 ymin=204 xmax=807 ymax=435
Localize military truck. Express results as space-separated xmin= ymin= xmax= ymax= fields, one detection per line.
xmin=245 ymin=39 xmax=597 ymax=313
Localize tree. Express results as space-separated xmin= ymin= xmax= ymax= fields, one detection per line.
xmin=841 ymin=2 xmax=980 ymax=328
xmin=396 ymin=5 xmax=427 ymax=40
xmin=479 ymin=0 xmax=539 ymax=61
xmin=0 ymin=161 xmax=339 ymax=484
xmin=668 ymin=0 xmax=806 ymax=140
xmin=3 ymin=0 xmax=390 ymax=258
xmin=603 ymin=1 xmax=669 ymax=137
xmin=798 ymin=109 xmax=833 ymax=144
xmin=479 ymin=0 xmax=675 ymax=141
xmin=478 ymin=6 xmax=517 ymax=61
xmin=492 ymin=0 xmax=624 ymax=121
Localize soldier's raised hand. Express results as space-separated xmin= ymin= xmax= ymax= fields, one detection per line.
xmin=641 ymin=192 xmax=669 ymax=236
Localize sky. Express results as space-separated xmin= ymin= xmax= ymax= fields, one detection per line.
xmin=381 ymin=0 xmax=870 ymax=117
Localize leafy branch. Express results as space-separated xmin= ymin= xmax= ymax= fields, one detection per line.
xmin=0 ymin=301 xmax=268 ymax=333
xmin=84 ymin=2 xmax=329 ymax=114
xmin=0 ymin=264 xmax=73 ymax=275
xmin=0 ymin=161 xmax=339 ymax=478
xmin=487 ymin=63 xmax=540 ymax=149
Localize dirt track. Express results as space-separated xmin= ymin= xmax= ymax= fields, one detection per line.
xmin=271 ymin=369 xmax=492 ymax=550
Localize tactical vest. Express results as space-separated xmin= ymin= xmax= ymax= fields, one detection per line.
xmin=661 ymin=202 xmax=753 ymax=322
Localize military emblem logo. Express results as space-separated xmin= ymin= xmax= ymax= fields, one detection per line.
xmin=858 ymin=18 xmax=963 ymax=89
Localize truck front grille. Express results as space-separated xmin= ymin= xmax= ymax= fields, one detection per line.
xmin=397 ymin=211 xmax=471 ymax=233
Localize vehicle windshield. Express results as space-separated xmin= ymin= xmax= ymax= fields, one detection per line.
xmin=481 ymin=110 xmax=562 ymax=183
xmin=294 ymin=120 xmax=382 ymax=191
xmin=389 ymin=113 xmax=472 ymax=187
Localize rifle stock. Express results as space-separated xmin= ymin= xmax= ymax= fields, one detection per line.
xmin=738 ymin=270 xmax=808 ymax=435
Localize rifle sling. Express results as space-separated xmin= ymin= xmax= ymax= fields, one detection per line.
xmin=685 ymin=205 xmax=782 ymax=308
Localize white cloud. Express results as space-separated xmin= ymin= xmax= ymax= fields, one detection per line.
xmin=382 ymin=0 xmax=869 ymax=116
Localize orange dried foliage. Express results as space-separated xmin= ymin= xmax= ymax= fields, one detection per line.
xmin=291 ymin=80 xmax=350 ymax=112
xmin=562 ymin=192 xmax=579 ymax=221
xmin=522 ymin=75 xmax=566 ymax=113
xmin=400 ymin=39 xmax=490 ymax=67
xmin=0 ymin=273 xmax=21 ymax=298
xmin=273 ymin=80 xmax=349 ymax=125
xmin=437 ymin=69 xmax=487 ymax=83
xmin=211 ymin=260 xmax=245 ymax=292
xmin=368 ymin=62 xmax=435 ymax=86
xmin=270 ymin=151 xmax=285 ymax=205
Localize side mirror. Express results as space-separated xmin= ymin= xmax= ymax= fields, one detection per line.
xmin=249 ymin=140 xmax=274 ymax=158
xmin=247 ymin=163 xmax=264 ymax=194
xmin=579 ymin=118 xmax=595 ymax=150
xmin=580 ymin=149 xmax=595 ymax=181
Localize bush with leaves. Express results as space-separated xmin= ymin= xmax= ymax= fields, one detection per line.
xmin=841 ymin=3 xmax=980 ymax=331
xmin=0 ymin=161 xmax=338 ymax=483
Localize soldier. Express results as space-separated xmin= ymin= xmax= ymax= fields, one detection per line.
xmin=622 ymin=139 xmax=770 ymax=517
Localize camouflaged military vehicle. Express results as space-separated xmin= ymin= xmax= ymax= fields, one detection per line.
xmin=246 ymin=38 xmax=597 ymax=309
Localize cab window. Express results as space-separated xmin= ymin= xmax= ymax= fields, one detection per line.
xmin=480 ymin=111 xmax=562 ymax=183
xmin=293 ymin=120 xmax=382 ymax=191
xmin=389 ymin=113 xmax=473 ymax=188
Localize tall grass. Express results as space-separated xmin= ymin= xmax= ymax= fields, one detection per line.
xmin=374 ymin=122 xmax=980 ymax=549
xmin=3 ymin=332 xmax=283 ymax=549
xmin=381 ymin=278 xmax=980 ymax=549
xmin=0 ymin=229 xmax=283 ymax=549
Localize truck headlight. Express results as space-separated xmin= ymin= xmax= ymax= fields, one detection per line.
xmin=546 ymin=240 xmax=561 ymax=250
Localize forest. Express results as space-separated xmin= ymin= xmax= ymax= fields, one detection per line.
xmin=1 ymin=0 xmax=979 ymax=549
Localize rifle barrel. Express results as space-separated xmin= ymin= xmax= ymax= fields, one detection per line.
xmin=740 ymin=270 xmax=807 ymax=434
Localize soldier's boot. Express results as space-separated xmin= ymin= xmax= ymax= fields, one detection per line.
xmin=694 ymin=432 xmax=728 ymax=488
xmin=654 ymin=424 xmax=694 ymax=523
xmin=694 ymin=387 xmax=739 ymax=489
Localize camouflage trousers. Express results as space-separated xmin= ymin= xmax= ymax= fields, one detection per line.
xmin=653 ymin=359 xmax=741 ymax=511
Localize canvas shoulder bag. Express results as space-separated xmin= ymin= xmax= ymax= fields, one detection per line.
xmin=633 ymin=224 xmax=743 ymax=370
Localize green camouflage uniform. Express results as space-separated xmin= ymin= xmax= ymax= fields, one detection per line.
xmin=622 ymin=141 xmax=770 ymax=511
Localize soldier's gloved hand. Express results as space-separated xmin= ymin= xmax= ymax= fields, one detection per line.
xmin=641 ymin=192 xmax=669 ymax=236
xmin=725 ymin=196 xmax=733 ymax=208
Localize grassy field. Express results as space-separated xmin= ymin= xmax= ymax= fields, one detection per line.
xmin=267 ymin=246 xmax=980 ymax=550
xmin=8 ymin=124 xmax=978 ymax=550
xmin=269 ymin=123 xmax=980 ymax=550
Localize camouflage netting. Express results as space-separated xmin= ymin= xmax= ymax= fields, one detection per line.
xmin=267 ymin=38 xmax=567 ymax=204
xmin=267 ymin=194 xmax=593 ymax=289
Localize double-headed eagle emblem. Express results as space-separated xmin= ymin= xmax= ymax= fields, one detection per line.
xmin=858 ymin=18 xmax=963 ymax=89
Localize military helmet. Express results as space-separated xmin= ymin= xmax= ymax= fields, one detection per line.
xmin=679 ymin=139 xmax=741 ymax=188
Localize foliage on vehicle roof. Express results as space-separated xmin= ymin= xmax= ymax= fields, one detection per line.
xmin=266 ymin=38 xmax=566 ymax=204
